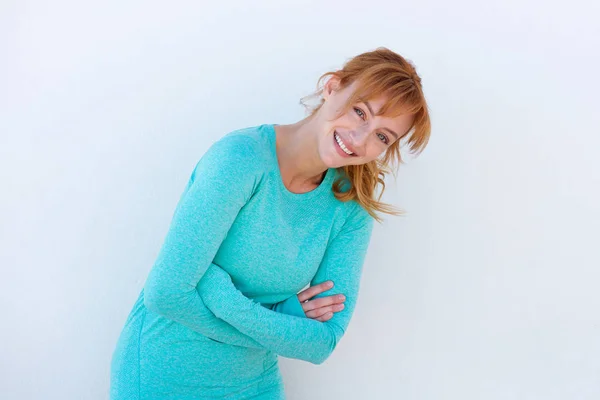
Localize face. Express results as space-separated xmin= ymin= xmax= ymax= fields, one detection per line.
xmin=316 ymin=77 xmax=414 ymax=168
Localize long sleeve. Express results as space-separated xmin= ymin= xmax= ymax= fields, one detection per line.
xmin=147 ymin=285 xmax=304 ymax=348
xmin=268 ymin=292 xmax=306 ymax=317
xmin=198 ymin=205 xmax=375 ymax=365
xmin=143 ymin=134 xmax=270 ymax=349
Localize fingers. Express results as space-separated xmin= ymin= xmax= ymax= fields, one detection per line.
xmin=315 ymin=312 xmax=333 ymax=322
xmin=296 ymin=281 xmax=347 ymax=322
xmin=305 ymin=303 xmax=345 ymax=320
xmin=297 ymin=280 xmax=334 ymax=303
xmin=303 ymin=293 xmax=346 ymax=313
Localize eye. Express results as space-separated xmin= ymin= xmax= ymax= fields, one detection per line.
xmin=353 ymin=107 xmax=366 ymax=120
xmin=354 ymin=107 xmax=389 ymax=144
xmin=376 ymin=132 xmax=390 ymax=144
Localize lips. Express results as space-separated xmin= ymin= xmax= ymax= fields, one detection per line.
xmin=334 ymin=130 xmax=358 ymax=156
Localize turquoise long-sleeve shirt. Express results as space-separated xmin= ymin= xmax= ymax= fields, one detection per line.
xmin=111 ymin=123 xmax=374 ymax=399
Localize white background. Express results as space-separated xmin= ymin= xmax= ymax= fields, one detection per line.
xmin=2 ymin=1 xmax=599 ymax=399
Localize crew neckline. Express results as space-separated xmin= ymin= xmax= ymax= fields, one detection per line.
xmin=266 ymin=123 xmax=336 ymax=200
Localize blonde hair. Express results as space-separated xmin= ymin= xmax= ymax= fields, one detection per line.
xmin=301 ymin=47 xmax=432 ymax=223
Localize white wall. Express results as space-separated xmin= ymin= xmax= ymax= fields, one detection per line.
xmin=2 ymin=1 xmax=599 ymax=399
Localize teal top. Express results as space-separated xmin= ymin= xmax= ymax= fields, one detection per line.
xmin=111 ymin=123 xmax=375 ymax=398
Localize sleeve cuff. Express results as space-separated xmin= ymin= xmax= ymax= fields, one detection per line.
xmin=270 ymin=295 xmax=306 ymax=318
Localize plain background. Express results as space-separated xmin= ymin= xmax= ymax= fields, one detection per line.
xmin=2 ymin=1 xmax=599 ymax=399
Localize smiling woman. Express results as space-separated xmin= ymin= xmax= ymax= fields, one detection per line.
xmin=295 ymin=49 xmax=432 ymax=222
xmin=110 ymin=47 xmax=431 ymax=399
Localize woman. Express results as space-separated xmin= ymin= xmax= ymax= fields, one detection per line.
xmin=110 ymin=47 xmax=431 ymax=399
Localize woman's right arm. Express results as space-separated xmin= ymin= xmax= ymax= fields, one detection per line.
xmin=172 ymin=281 xmax=340 ymax=347
xmin=143 ymin=134 xmax=269 ymax=348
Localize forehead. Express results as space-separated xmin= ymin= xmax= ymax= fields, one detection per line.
xmin=355 ymin=94 xmax=414 ymax=137
xmin=377 ymin=110 xmax=414 ymax=139
xmin=341 ymin=81 xmax=402 ymax=115
xmin=336 ymin=80 xmax=415 ymax=137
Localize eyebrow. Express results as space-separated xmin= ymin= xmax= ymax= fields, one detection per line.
xmin=364 ymin=101 xmax=400 ymax=140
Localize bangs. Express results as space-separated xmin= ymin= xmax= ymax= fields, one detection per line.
xmin=335 ymin=73 xmax=430 ymax=150
xmin=340 ymin=75 xmax=424 ymax=119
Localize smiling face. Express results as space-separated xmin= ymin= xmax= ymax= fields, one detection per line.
xmin=316 ymin=77 xmax=415 ymax=168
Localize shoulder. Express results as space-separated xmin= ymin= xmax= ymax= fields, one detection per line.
xmin=192 ymin=126 xmax=269 ymax=178
xmin=186 ymin=126 xmax=271 ymax=200
xmin=206 ymin=126 xmax=267 ymax=164
xmin=328 ymin=200 xmax=375 ymax=244
xmin=219 ymin=125 xmax=268 ymax=152
xmin=344 ymin=201 xmax=375 ymax=232
xmin=324 ymin=201 xmax=374 ymax=261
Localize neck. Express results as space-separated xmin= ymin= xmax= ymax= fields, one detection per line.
xmin=275 ymin=115 xmax=329 ymax=187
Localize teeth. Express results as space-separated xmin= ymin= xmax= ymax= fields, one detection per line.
xmin=335 ymin=132 xmax=354 ymax=155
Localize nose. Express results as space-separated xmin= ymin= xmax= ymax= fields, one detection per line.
xmin=347 ymin=125 xmax=370 ymax=152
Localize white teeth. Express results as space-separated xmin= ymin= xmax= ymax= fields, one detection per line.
xmin=334 ymin=132 xmax=354 ymax=155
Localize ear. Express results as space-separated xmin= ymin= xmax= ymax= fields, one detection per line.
xmin=322 ymin=75 xmax=341 ymax=101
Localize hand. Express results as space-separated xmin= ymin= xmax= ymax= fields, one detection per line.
xmin=297 ymin=281 xmax=345 ymax=322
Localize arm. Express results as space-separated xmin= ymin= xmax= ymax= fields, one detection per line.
xmin=187 ymin=286 xmax=307 ymax=345
xmin=145 ymin=287 xmax=304 ymax=347
xmin=143 ymin=134 xmax=272 ymax=349
xmin=171 ymin=279 xmax=306 ymax=346
xmin=198 ymin=205 xmax=374 ymax=364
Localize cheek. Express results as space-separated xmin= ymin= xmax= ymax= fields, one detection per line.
xmin=360 ymin=145 xmax=386 ymax=162
xmin=326 ymin=105 xmax=354 ymax=124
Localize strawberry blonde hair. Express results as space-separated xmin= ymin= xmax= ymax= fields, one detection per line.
xmin=301 ymin=47 xmax=432 ymax=222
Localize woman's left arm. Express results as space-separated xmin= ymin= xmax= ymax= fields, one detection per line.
xmin=198 ymin=205 xmax=374 ymax=365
